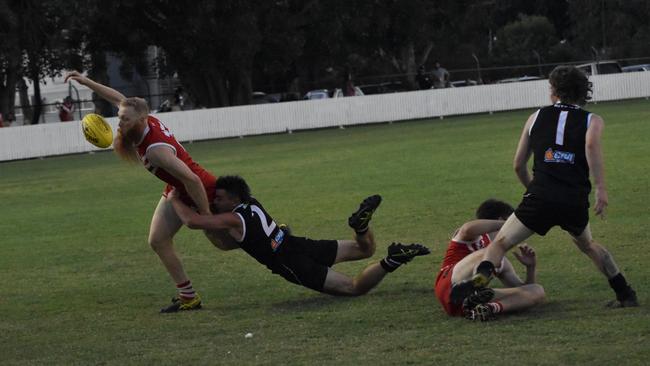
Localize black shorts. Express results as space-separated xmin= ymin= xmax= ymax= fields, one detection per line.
xmin=514 ymin=193 xmax=588 ymax=236
xmin=271 ymin=236 xmax=338 ymax=292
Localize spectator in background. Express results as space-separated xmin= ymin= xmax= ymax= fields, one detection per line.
xmin=416 ymin=65 xmax=433 ymax=90
xmin=432 ymin=61 xmax=450 ymax=89
xmin=0 ymin=112 xmax=4 ymax=128
xmin=7 ymin=112 xmax=15 ymax=126
xmin=342 ymin=70 xmax=357 ymax=97
xmin=58 ymin=96 xmax=75 ymax=122
xmin=344 ymin=79 xmax=355 ymax=96
xmin=172 ymin=87 xmax=184 ymax=111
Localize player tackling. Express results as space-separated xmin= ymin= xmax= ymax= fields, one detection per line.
xmin=66 ymin=71 xmax=235 ymax=313
xmin=168 ymin=175 xmax=430 ymax=296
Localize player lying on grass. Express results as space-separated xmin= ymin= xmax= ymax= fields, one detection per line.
xmin=168 ymin=175 xmax=430 ymax=296
xmin=435 ymin=199 xmax=545 ymax=321
xmin=65 ymin=71 xmax=238 ymax=313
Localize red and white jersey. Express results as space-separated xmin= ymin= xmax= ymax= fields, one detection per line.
xmin=439 ymin=233 xmax=491 ymax=271
xmin=136 ymin=115 xmax=216 ymax=203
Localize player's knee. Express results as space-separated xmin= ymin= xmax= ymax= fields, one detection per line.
xmin=573 ymin=237 xmax=594 ymax=254
xmin=346 ymin=285 xmax=367 ymax=297
xmin=530 ymin=284 xmax=546 ymax=304
xmin=148 ymin=236 xmax=169 ymax=252
xmin=358 ymin=245 xmax=375 ymax=259
xmin=326 ymin=280 xmax=365 ymax=297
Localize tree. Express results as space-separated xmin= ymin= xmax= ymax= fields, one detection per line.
xmin=15 ymin=0 xmax=70 ymax=124
xmin=0 ymin=0 xmax=21 ymax=123
xmin=568 ymin=0 xmax=650 ymax=60
xmin=492 ymin=15 xmax=559 ymax=77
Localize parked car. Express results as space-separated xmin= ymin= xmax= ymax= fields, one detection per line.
xmin=622 ymin=64 xmax=650 ymax=72
xmin=303 ymin=89 xmax=330 ymax=100
xmin=331 ymin=86 xmax=364 ymax=98
xmin=496 ymin=76 xmax=543 ymax=84
xmin=304 ymin=87 xmax=365 ymax=100
xmin=251 ymin=91 xmax=282 ymax=104
xmin=358 ymin=81 xmax=406 ymax=95
xmin=576 ymin=60 xmax=622 ymax=75
xmin=449 ymin=79 xmax=478 ymax=87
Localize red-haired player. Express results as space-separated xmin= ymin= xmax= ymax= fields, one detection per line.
xmin=66 ymin=71 xmax=237 ymax=313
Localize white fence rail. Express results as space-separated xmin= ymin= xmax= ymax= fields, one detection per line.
xmin=2 ymin=72 xmax=649 ymax=162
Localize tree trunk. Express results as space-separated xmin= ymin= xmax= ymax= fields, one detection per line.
xmin=29 ymin=64 xmax=42 ymax=125
xmin=0 ymin=56 xmax=20 ymax=124
xmin=229 ymin=68 xmax=252 ymax=106
xmin=89 ymin=52 xmax=115 ymax=116
xmin=18 ymin=78 xmax=32 ymax=123
xmin=402 ymin=42 xmax=418 ymax=90
xmin=180 ymin=69 xmax=229 ymax=109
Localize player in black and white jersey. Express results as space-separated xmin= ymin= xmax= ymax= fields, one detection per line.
xmin=451 ymin=66 xmax=638 ymax=311
xmin=168 ymin=175 xmax=430 ymax=295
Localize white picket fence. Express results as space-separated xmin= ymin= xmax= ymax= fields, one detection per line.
xmin=1 ymin=72 xmax=649 ymax=162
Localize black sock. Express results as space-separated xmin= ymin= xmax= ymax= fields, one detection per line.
xmin=476 ymin=261 xmax=495 ymax=278
xmin=355 ymin=227 xmax=369 ymax=235
xmin=608 ymin=273 xmax=635 ymax=301
xmin=380 ymin=257 xmax=401 ymax=272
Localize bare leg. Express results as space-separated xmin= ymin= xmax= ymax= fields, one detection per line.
xmin=570 ymin=224 xmax=621 ymax=278
xmin=451 ymin=250 xmax=486 ymax=284
xmin=321 ymin=264 xmax=387 ymax=296
xmin=492 ymin=285 xmax=545 ymax=313
xmin=450 ymin=215 xmax=534 ymax=304
xmin=333 ymin=230 xmax=376 ymax=264
xmin=148 ymin=197 xmax=188 ymax=284
xmin=483 ymin=214 xmax=534 ymax=267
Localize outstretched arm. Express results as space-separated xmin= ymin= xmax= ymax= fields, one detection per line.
xmin=513 ymin=112 xmax=537 ymax=188
xmin=65 ymin=70 xmax=126 ymax=108
xmin=586 ymin=114 xmax=608 ymax=218
xmin=454 ymin=220 xmax=505 ymax=242
xmin=168 ymin=189 xmax=241 ymax=231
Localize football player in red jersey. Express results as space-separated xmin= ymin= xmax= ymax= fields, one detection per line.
xmin=66 ymin=71 xmax=235 ymax=312
xmin=435 ymin=199 xmax=545 ymax=321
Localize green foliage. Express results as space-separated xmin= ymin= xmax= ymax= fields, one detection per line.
xmin=3 ymin=1 xmax=650 ymax=114
xmin=494 ymin=15 xmax=558 ymax=65
xmin=1 ymin=99 xmax=649 ymax=365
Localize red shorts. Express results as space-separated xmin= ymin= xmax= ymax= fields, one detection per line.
xmin=434 ymin=265 xmax=463 ymax=316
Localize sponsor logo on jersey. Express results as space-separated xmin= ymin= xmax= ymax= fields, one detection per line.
xmin=270 ymin=229 xmax=285 ymax=252
xmin=544 ymin=148 xmax=575 ymax=164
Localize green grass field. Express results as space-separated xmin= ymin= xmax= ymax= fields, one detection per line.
xmin=1 ymin=99 xmax=649 ymax=365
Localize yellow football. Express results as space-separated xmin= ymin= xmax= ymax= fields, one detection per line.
xmin=81 ymin=113 xmax=113 ymax=148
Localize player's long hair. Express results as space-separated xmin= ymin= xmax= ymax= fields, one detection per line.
xmin=549 ymin=66 xmax=593 ymax=106
xmin=215 ymin=175 xmax=252 ymax=203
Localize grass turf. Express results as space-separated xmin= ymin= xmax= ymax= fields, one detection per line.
xmin=1 ymin=99 xmax=649 ymax=365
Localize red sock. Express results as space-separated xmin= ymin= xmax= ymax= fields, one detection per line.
xmin=176 ymin=280 xmax=196 ymax=300
xmin=487 ymin=301 xmax=504 ymax=314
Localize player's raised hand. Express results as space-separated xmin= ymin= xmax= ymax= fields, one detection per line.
xmin=513 ymin=244 xmax=536 ymax=267
xmin=64 ymin=70 xmax=88 ymax=85
xmin=594 ymin=187 xmax=608 ymax=219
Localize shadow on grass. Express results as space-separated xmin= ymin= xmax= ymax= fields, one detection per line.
xmin=267 ymin=285 xmax=435 ymax=313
